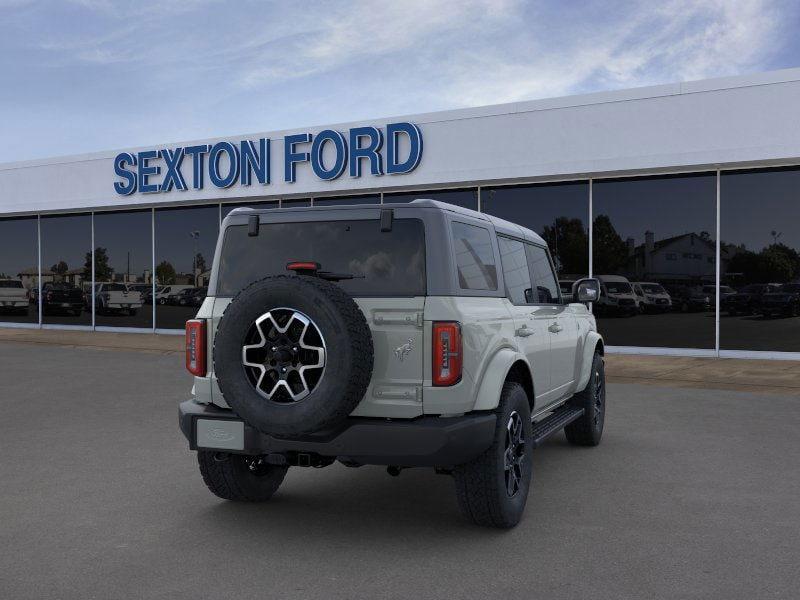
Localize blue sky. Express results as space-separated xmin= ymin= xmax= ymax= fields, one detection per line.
xmin=1 ymin=0 xmax=799 ymax=163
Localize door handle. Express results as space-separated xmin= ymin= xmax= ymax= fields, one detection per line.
xmin=515 ymin=325 xmax=534 ymax=337
xmin=548 ymin=322 xmax=563 ymax=334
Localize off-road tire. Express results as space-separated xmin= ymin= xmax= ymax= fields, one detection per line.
xmin=214 ymin=274 xmax=373 ymax=437
xmin=198 ymin=450 xmax=288 ymax=501
xmin=453 ymin=382 xmax=533 ymax=528
xmin=565 ymin=352 xmax=605 ymax=446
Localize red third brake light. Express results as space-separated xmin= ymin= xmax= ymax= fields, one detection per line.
xmin=286 ymin=261 xmax=320 ymax=273
xmin=185 ymin=319 xmax=207 ymax=377
xmin=433 ymin=321 xmax=462 ymax=386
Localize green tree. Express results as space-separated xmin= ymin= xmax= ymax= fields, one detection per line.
xmin=50 ymin=261 xmax=68 ymax=275
xmin=592 ymin=214 xmax=629 ymax=275
xmin=540 ymin=217 xmax=589 ymax=275
xmin=156 ymin=261 xmax=177 ymax=285
xmin=83 ymin=247 xmax=113 ymax=282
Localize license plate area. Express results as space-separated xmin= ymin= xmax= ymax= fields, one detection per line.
xmin=196 ymin=418 xmax=244 ymax=450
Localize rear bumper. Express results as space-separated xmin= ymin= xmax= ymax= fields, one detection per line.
xmin=179 ymin=400 xmax=496 ymax=467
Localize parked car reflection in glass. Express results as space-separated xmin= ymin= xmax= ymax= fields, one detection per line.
xmin=666 ymin=285 xmax=711 ymax=313
xmin=91 ymin=283 xmax=143 ymax=316
xmin=721 ymin=283 xmax=781 ymax=316
xmin=38 ymin=282 xmax=84 ymax=316
xmin=0 ymin=279 xmax=31 ymax=315
xmin=758 ymin=283 xmax=800 ymax=318
xmin=595 ymin=275 xmax=638 ymax=316
xmin=632 ymin=282 xmax=672 ymax=313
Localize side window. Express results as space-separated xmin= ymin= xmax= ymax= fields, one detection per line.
xmin=525 ymin=244 xmax=560 ymax=304
xmin=498 ymin=236 xmax=533 ymax=304
xmin=451 ymin=222 xmax=498 ymax=291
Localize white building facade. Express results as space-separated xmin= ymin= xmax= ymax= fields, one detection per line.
xmin=1 ymin=69 xmax=799 ymax=359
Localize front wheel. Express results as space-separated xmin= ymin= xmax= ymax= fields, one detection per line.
xmin=565 ymin=352 xmax=606 ymax=446
xmin=453 ymin=382 xmax=533 ymax=528
xmin=198 ymin=451 xmax=288 ymax=502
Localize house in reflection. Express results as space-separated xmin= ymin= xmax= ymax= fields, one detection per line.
xmin=626 ymin=231 xmax=729 ymax=285
xmin=17 ymin=266 xmax=85 ymax=289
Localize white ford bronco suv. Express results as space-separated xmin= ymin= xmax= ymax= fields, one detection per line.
xmin=179 ymin=200 xmax=605 ymax=528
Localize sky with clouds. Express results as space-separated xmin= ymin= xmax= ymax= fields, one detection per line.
xmin=1 ymin=0 xmax=798 ymax=163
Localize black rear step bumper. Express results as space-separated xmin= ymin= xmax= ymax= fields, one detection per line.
xmin=179 ymin=400 xmax=497 ymax=467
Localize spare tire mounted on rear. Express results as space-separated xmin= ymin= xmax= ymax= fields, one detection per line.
xmin=213 ymin=275 xmax=374 ymax=437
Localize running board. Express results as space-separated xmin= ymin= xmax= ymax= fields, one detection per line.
xmin=531 ymin=405 xmax=584 ymax=448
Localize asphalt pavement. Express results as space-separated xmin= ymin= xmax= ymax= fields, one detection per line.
xmin=1 ymin=342 xmax=799 ymax=600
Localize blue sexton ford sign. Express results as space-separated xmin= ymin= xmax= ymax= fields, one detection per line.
xmin=112 ymin=122 xmax=422 ymax=195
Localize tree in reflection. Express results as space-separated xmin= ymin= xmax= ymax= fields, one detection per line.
xmin=82 ymin=247 xmax=113 ymax=283
xmin=156 ymin=261 xmax=177 ymax=285
xmin=541 ymin=217 xmax=588 ymax=275
xmin=50 ymin=261 xmax=68 ymax=276
xmin=726 ymin=242 xmax=800 ymax=285
xmin=592 ymin=215 xmax=628 ymax=274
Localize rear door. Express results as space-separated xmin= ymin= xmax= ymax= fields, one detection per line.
xmin=525 ymin=243 xmax=579 ymax=403
xmin=497 ymin=235 xmax=551 ymax=405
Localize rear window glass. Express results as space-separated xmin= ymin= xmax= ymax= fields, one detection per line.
xmin=216 ymin=219 xmax=426 ymax=297
xmin=451 ymin=222 xmax=497 ymax=291
xmin=0 ymin=280 xmax=23 ymax=288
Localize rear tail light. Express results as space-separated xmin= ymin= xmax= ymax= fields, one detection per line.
xmin=185 ymin=319 xmax=207 ymax=377
xmin=433 ymin=321 xmax=462 ymax=386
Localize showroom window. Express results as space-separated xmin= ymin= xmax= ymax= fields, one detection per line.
xmin=592 ymin=173 xmax=717 ymax=349
xmin=0 ymin=217 xmax=39 ymax=324
xmin=313 ymin=195 xmax=381 ymax=206
xmin=481 ymin=182 xmax=590 ymax=280
xmin=385 ymin=188 xmax=478 ymax=210
xmin=154 ymin=205 xmax=219 ymax=329
xmin=720 ymin=167 xmax=800 ymax=352
xmin=93 ymin=210 xmax=153 ymax=329
xmin=40 ymin=213 xmax=92 ymax=326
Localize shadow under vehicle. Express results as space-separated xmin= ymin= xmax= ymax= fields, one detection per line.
xmin=722 ymin=283 xmax=781 ymax=316
xmin=666 ymin=285 xmax=711 ymax=313
xmin=0 ymin=279 xmax=30 ymax=314
xmin=632 ymin=281 xmax=672 ymax=313
xmin=595 ymin=275 xmax=638 ymax=316
xmin=39 ymin=282 xmax=84 ymax=316
xmin=759 ymin=283 xmax=800 ymax=318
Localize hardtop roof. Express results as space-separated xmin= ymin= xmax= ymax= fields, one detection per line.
xmin=227 ymin=198 xmax=546 ymax=246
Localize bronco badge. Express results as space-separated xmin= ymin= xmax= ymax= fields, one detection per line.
xmin=394 ymin=338 xmax=414 ymax=362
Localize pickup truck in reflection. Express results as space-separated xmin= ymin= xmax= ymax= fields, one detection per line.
xmin=759 ymin=283 xmax=800 ymax=318
xmin=38 ymin=282 xmax=84 ymax=315
xmin=722 ymin=283 xmax=781 ymax=316
xmin=92 ymin=283 xmax=143 ymax=316
xmin=0 ymin=279 xmax=30 ymax=314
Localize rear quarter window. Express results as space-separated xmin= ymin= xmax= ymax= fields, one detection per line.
xmin=451 ymin=222 xmax=497 ymax=291
xmin=216 ymin=218 xmax=426 ymax=297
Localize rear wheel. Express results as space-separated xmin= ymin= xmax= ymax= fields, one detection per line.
xmin=453 ymin=382 xmax=533 ymax=528
xmin=565 ymin=352 xmax=605 ymax=446
xmin=198 ymin=451 xmax=288 ymax=502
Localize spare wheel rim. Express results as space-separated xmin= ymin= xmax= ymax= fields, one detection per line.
xmin=241 ymin=308 xmax=327 ymax=403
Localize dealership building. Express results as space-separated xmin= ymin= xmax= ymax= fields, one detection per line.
xmin=1 ymin=68 xmax=799 ymax=359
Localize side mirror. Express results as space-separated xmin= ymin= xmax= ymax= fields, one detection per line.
xmin=573 ymin=278 xmax=600 ymax=303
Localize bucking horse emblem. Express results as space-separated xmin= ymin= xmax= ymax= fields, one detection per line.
xmin=394 ymin=338 xmax=414 ymax=362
